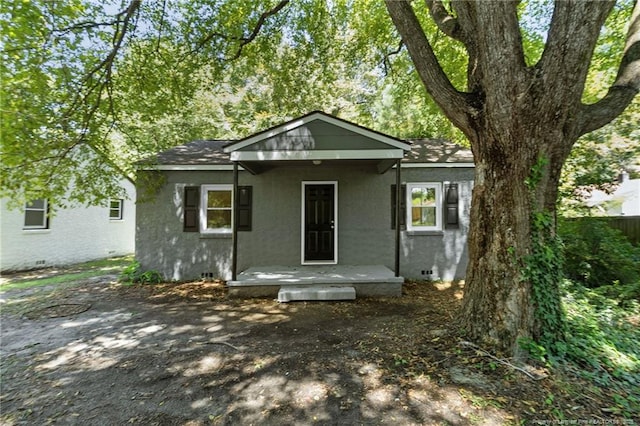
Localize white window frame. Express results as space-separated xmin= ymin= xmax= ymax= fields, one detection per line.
xmin=109 ymin=199 xmax=124 ymax=221
xmin=24 ymin=199 xmax=49 ymax=230
xmin=406 ymin=182 xmax=442 ymax=232
xmin=200 ymin=184 xmax=233 ymax=234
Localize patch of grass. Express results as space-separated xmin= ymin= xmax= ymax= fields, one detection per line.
xmin=0 ymin=255 xmax=132 ymax=292
xmin=1 ymin=271 xmax=106 ymax=291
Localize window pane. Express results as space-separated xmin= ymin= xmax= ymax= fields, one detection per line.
xmin=411 ymin=187 xmax=436 ymax=207
xmin=109 ymin=199 xmax=123 ymax=219
xmin=412 ymin=207 xmax=436 ymax=227
xmin=25 ymin=210 xmax=45 ymax=227
xmin=206 ymin=210 xmax=231 ymax=229
xmin=27 ymin=199 xmax=45 ymax=209
xmin=207 ymin=191 xmax=231 ymax=208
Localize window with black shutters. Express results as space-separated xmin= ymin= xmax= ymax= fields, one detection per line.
xmin=183 ymin=185 xmax=252 ymax=233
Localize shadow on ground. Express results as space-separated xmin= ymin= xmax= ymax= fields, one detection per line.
xmin=0 ymin=278 xmax=619 ymax=425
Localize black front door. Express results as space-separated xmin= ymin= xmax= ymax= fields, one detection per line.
xmin=304 ymin=184 xmax=335 ymax=261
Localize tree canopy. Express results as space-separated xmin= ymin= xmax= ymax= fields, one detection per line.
xmin=1 ymin=0 xmax=458 ymax=208
xmin=2 ymin=1 xmax=636 ymax=209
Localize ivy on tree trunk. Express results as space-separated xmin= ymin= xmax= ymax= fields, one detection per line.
xmin=385 ymin=0 xmax=640 ymax=356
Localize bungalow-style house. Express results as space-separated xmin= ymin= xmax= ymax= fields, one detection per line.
xmin=1 ymin=178 xmax=136 ymax=272
xmin=136 ymin=111 xmax=474 ymax=299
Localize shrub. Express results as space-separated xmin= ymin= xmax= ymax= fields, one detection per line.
xmin=561 ymin=280 xmax=640 ymax=416
xmin=559 ymin=218 xmax=640 ymax=288
xmin=118 ymin=260 xmax=163 ymax=284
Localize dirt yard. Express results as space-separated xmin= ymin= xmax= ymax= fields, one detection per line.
xmin=0 ymin=274 xmax=634 ymax=425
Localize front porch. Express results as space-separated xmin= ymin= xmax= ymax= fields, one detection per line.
xmin=226 ymin=265 xmax=404 ymax=299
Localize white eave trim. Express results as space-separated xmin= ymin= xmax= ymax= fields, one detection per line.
xmin=399 ymin=162 xmax=475 ymax=168
xmin=230 ymin=149 xmax=406 ymax=162
xmin=138 ymin=160 xmax=475 ymax=170
xmin=224 ymin=112 xmax=411 ymax=152
xmin=139 ymin=164 xmax=238 ymax=171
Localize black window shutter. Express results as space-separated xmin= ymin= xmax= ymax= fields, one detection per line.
xmin=391 ymin=184 xmax=406 ymax=230
xmin=45 ymin=199 xmax=51 ymax=229
xmin=183 ymin=186 xmax=200 ymax=232
xmin=44 ymin=198 xmax=51 ymax=229
xmin=237 ymin=186 xmax=252 ymax=232
xmin=445 ymin=183 xmax=459 ymax=229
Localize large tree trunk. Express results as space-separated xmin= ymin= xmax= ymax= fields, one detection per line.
xmin=460 ymin=122 xmax=572 ymax=355
xmin=385 ymin=0 xmax=639 ymax=357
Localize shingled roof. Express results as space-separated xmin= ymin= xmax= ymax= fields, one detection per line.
xmin=405 ymin=139 xmax=474 ymax=163
xmin=148 ymin=138 xmax=473 ymax=166
xmin=152 ymin=140 xmax=232 ymax=165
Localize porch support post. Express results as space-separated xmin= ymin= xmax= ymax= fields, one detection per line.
xmin=232 ymin=161 xmax=239 ymax=281
xmin=394 ymin=159 xmax=401 ymax=277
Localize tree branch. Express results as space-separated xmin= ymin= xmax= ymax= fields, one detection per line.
xmin=155 ymin=0 xmax=168 ymax=52
xmin=579 ymin=0 xmax=640 ymax=135
xmin=459 ymin=341 xmax=547 ymax=380
xmin=539 ymin=0 xmax=616 ymax=102
xmin=65 ymin=0 xmax=140 ymax=128
xmin=231 ymin=0 xmax=289 ymax=60
xmin=464 ymin=1 xmax=527 ymax=98
xmin=189 ymin=0 xmax=290 ymax=60
xmin=382 ymin=39 xmax=404 ymax=75
xmin=384 ymin=0 xmax=475 ymax=135
xmin=53 ymin=19 xmax=126 ymax=36
xmin=425 ymin=0 xmax=465 ymax=44
xmin=448 ymin=1 xmax=482 ymax=93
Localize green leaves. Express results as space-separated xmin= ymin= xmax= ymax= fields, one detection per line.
xmin=525 ymin=210 xmax=567 ymax=356
xmin=1 ymin=0 xmax=463 ymax=207
xmin=4 ymin=0 xmax=633 ymax=212
xmin=1 ymin=0 xmax=133 ymax=208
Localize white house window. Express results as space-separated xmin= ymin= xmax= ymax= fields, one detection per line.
xmin=109 ymin=199 xmax=124 ymax=220
xmin=200 ymin=184 xmax=233 ymax=233
xmin=24 ymin=199 xmax=49 ymax=229
xmin=407 ymin=183 xmax=442 ymax=231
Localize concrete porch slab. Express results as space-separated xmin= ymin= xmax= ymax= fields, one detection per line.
xmin=227 ymin=265 xmax=403 ymax=298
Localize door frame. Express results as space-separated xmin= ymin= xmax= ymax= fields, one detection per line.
xmin=301 ymin=181 xmax=338 ymax=265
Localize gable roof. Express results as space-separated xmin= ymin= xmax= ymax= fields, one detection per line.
xmin=223 ymin=111 xmax=411 ymax=153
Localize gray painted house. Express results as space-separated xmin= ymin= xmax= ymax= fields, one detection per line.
xmin=136 ymin=111 xmax=474 ymax=296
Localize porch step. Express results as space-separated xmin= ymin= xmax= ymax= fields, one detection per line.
xmin=278 ymin=286 xmax=356 ymax=302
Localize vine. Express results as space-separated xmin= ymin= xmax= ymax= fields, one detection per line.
xmin=522 ymin=156 xmax=567 ymax=357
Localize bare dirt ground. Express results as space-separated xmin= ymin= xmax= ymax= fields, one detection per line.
xmin=0 ymin=274 xmax=634 ymax=425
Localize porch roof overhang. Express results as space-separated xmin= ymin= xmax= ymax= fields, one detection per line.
xmin=230 ymin=149 xmax=405 ymax=174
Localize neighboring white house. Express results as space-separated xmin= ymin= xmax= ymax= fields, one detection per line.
xmin=587 ymin=171 xmax=640 ymax=216
xmin=0 ymin=178 xmax=136 ymax=272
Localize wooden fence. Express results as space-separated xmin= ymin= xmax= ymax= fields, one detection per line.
xmin=569 ymin=216 xmax=640 ymax=245
xmin=608 ymin=216 xmax=640 ymax=245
